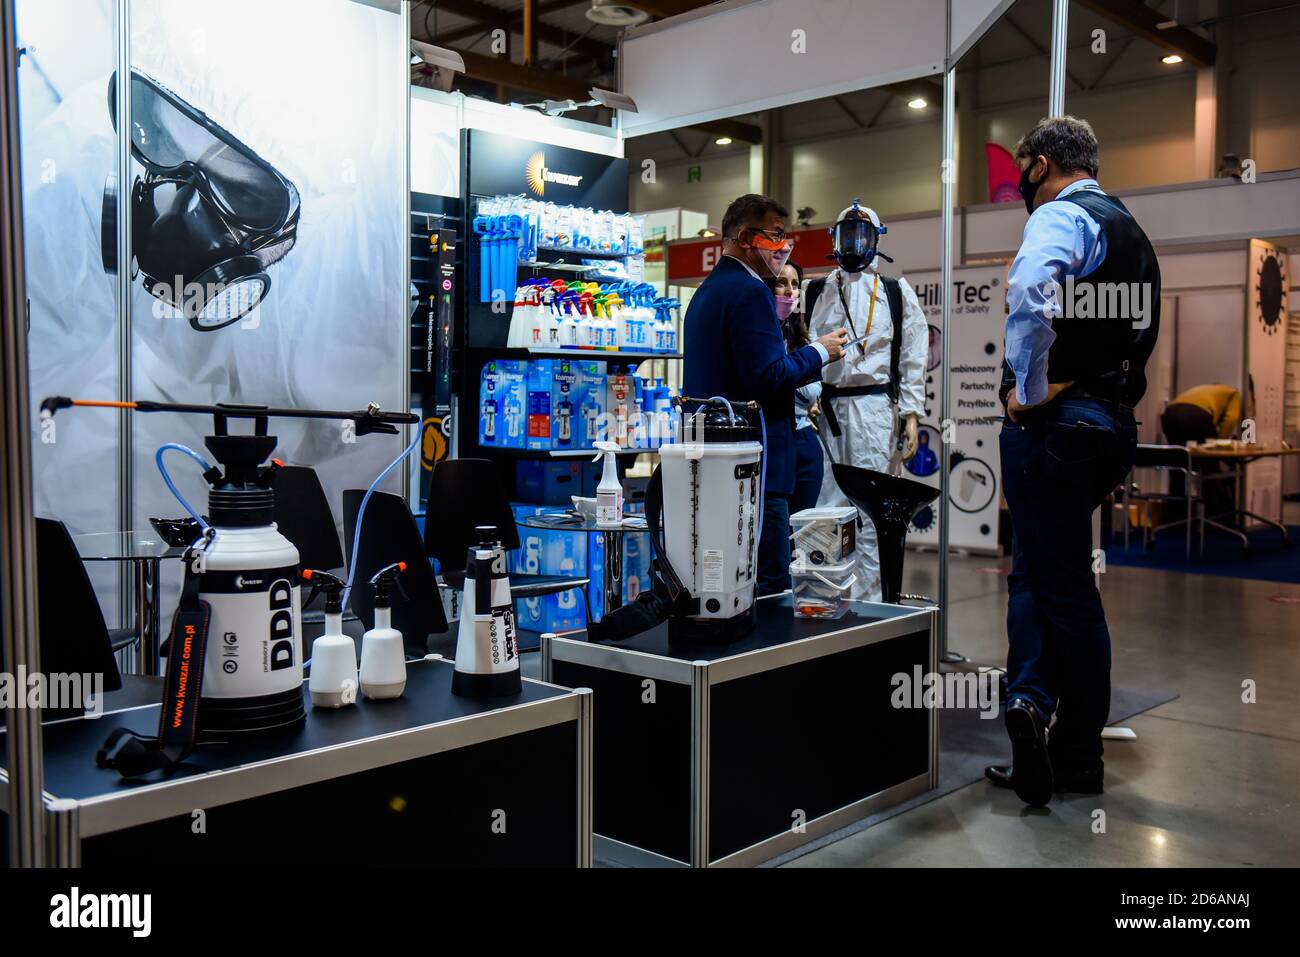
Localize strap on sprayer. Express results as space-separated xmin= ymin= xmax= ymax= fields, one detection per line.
xmin=97 ymin=536 xmax=214 ymax=777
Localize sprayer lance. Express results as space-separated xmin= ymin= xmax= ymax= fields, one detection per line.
xmin=39 ymin=397 xmax=418 ymax=436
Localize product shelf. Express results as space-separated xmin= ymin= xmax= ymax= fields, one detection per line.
xmin=475 ymin=346 xmax=681 ymax=363
xmin=477 ymin=445 xmax=654 ymax=460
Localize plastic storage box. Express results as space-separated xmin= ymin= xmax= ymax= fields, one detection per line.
xmin=789 ymin=506 xmax=858 ymax=566
xmin=790 ymin=558 xmax=858 ymax=619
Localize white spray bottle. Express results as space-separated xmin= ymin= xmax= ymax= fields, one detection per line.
xmin=304 ymin=570 xmax=357 ymax=708
xmin=593 ymin=440 xmax=624 ymax=528
xmin=360 ymin=561 xmax=408 ymax=700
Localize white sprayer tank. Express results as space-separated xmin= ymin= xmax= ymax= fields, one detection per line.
xmin=192 ymin=524 xmax=305 ymax=733
xmin=659 ymin=424 xmax=762 ymax=638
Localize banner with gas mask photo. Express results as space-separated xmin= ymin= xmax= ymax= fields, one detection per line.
xmin=21 ymin=0 xmax=408 ymax=620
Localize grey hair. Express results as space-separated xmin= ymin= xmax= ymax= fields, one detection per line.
xmin=1014 ymin=115 xmax=1100 ymax=177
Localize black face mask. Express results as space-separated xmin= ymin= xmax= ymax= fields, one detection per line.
xmin=101 ymin=70 xmax=301 ymax=332
xmin=1018 ymin=158 xmax=1044 ymax=215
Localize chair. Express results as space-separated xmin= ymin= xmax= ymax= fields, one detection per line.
xmin=274 ymin=465 xmax=345 ymax=572
xmin=1121 ymin=444 xmax=1203 ymax=557
xmin=20 ymin=519 xmax=125 ymax=711
xmin=422 ymin=459 xmax=590 ymax=611
xmin=343 ymin=489 xmax=448 ymax=658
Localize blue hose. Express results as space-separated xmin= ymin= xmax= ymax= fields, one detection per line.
xmin=155 ymin=444 xmax=213 ymax=538
xmin=341 ymin=430 xmax=423 ymax=611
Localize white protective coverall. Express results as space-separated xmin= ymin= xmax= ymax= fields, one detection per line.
xmin=808 ymin=265 xmax=928 ymax=600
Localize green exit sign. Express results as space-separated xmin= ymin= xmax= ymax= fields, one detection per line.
xmin=688 ymin=165 xmax=702 ymax=183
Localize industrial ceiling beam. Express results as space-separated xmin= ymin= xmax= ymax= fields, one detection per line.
xmin=689 ymin=117 xmax=763 ymax=144
xmin=419 ymin=0 xmax=612 ymax=62
xmin=451 ymin=49 xmax=596 ymax=99
xmin=436 ymin=0 xmax=589 ymax=46
xmin=448 ymin=46 xmax=761 ymax=145
xmin=1075 ymin=0 xmax=1216 ymax=67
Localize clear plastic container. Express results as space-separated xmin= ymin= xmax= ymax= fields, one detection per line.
xmin=789 ymin=506 xmax=858 ymax=566
xmin=790 ymin=558 xmax=858 ymax=619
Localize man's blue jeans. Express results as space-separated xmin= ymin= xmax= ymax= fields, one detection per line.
xmin=999 ymin=396 xmax=1137 ymax=769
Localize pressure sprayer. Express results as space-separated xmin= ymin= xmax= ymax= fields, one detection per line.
xmin=452 ymin=526 xmax=521 ymax=697
xmin=40 ymin=396 xmax=417 ymax=777
xmin=656 ymin=397 xmax=765 ymax=643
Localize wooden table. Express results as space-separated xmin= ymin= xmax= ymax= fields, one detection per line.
xmin=1184 ymin=444 xmax=1298 ymax=548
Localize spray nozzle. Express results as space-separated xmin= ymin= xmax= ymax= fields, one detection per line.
xmin=592 ymin=440 xmax=620 ymax=463
xmin=368 ymin=561 xmax=409 ymax=607
xmin=303 ymin=569 xmax=347 ymax=614
xmin=475 ymin=525 xmax=500 ymax=548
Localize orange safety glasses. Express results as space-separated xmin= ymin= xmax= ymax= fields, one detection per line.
xmin=740 ymin=227 xmax=795 ymax=252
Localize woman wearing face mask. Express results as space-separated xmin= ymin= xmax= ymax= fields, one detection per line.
xmin=773 ymin=261 xmax=824 ymax=516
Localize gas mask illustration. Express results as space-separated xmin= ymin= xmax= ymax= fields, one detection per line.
xmin=101 ymin=70 xmax=301 ymax=332
xmin=830 ymin=200 xmax=886 ymax=274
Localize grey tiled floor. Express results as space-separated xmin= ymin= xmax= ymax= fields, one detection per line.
xmin=786 ymin=526 xmax=1300 ymax=867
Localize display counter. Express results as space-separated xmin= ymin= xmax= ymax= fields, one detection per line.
xmin=541 ymin=595 xmax=938 ymax=867
xmin=0 ymin=658 xmax=592 ymax=868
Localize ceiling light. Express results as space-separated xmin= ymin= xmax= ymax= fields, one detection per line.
xmin=907 ymin=97 xmax=927 ymax=110
xmin=1162 ymin=54 xmax=1183 ymax=64
xmin=585 ymin=0 xmax=650 ymax=26
xmin=714 ymin=136 xmax=733 ymax=146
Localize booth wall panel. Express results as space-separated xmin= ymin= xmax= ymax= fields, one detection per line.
xmin=620 ymin=0 xmax=945 ymax=137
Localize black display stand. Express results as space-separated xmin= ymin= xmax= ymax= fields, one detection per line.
xmin=541 ymin=595 xmax=938 ymax=867
xmin=0 ymin=658 xmax=591 ymax=867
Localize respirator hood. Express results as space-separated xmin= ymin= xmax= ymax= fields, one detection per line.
xmin=830 ymin=200 xmax=886 ymax=274
xmin=100 ymin=69 xmax=301 ymax=332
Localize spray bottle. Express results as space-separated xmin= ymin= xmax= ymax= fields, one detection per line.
xmin=593 ymin=440 xmax=624 ymax=528
xmin=452 ymin=526 xmax=521 ymax=698
xmin=360 ymin=561 xmax=409 ymax=700
xmin=304 ymin=570 xmax=357 ymax=709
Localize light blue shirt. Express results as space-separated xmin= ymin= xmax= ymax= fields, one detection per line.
xmin=795 ymin=380 xmax=821 ymax=430
xmin=1005 ymin=178 xmax=1108 ymax=405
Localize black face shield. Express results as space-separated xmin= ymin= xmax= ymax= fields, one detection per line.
xmin=101 ymin=70 xmax=300 ymax=331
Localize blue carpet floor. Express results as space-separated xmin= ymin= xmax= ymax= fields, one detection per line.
xmin=1104 ymin=524 xmax=1300 ymax=584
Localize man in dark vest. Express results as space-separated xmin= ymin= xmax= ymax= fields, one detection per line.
xmin=986 ymin=116 xmax=1160 ymax=807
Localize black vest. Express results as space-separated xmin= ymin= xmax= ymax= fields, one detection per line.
xmin=1000 ymin=189 xmax=1160 ymax=407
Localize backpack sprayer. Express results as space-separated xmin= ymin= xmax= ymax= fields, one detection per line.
xmin=591 ymin=396 xmax=766 ymax=645
xmin=39 ymin=396 xmax=418 ymax=777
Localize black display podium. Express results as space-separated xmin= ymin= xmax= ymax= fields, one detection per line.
xmin=1 ymin=658 xmax=592 ymax=867
xmin=541 ymin=595 xmax=938 ymax=867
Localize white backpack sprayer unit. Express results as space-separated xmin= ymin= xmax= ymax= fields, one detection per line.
xmin=39 ymin=396 xmax=417 ymax=777
xmin=638 ymin=396 xmax=764 ymax=644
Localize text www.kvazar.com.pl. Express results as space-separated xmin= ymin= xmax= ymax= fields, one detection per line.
xmin=1113 ymin=917 xmax=1250 ymax=931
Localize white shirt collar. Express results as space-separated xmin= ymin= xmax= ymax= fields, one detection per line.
xmin=724 ymin=252 xmax=762 ymax=282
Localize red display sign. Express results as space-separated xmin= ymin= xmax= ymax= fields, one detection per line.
xmin=664 ymin=226 xmax=836 ymax=284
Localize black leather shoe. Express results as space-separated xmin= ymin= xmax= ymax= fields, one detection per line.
xmin=1005 ymin=699 xmax=1053 ymax=807
xmin=985 ymin=765 xmax=1014 ymax=789
xmin=986 ymin=763 xmax=1102 ymax=794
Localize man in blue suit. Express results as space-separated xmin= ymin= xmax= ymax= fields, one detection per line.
xmin=683 ymin=194 xmax=849 ymax=595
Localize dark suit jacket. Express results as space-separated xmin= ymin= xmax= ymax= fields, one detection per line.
xmin=681 ymin=255 xmax=824 ymax=496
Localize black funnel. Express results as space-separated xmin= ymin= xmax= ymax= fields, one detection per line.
xmin=830 ymin=463 xmax=940 ymax=604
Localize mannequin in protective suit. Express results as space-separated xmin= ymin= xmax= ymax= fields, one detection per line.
xmin=807 ymin=202 xmax=928 ymax=600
